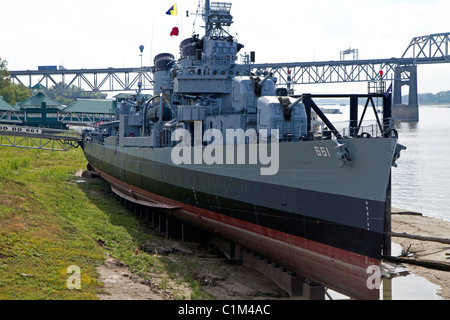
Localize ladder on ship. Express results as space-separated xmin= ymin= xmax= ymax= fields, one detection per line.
xmin=0 ymin=125 xmax=82 ymax=151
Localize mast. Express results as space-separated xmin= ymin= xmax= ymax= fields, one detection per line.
xmin=203 ymin=0 xmax=212 ymax=34
xmin=202 ymin=0 xmax=233 ymax=37
xmin=204 ymin=0 xmax=210 ymax=20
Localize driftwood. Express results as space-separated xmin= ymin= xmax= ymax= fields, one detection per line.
xmin=383 ymin=256 xmax=450 ymax=272
xmin=392 ymin=211 xmax=422 ymax=216
xmin=391 ymin=232 xmax=450 ymax=245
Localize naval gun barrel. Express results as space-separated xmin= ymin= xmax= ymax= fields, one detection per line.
xmin=289 ymin=97 xmax=303 ymax=110
xmin=183 ymin=94 xmax=198 ymax=100
xmin=258 ymin=73 xmax=273 ymax=87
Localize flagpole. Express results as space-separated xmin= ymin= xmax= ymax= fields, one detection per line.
xmin=150 ymin=16 xmax=154 ymax=63
xmin=179 ymin=1 xmax=183 ymax=39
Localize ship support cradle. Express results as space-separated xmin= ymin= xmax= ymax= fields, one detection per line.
xmin=104 ymin=171 xmax=327 ymax=300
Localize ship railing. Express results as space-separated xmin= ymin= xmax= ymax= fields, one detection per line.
xmin=324 ymin=118 xmax=394 ymax=139
xmin=0 ymin=125 xmax=81 ymax=151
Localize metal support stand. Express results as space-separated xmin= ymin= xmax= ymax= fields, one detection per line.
xmin=383 ymin=171 xmax=392 ymax=257
xmin=115 ymin=192 xmax=327 ymax=300
xmin=181 ymin=223 xmax=208 ymax=243
xmin=242 ymin=249 xmax=325 ymax=299
xmin=349 ymin=95 xmax=359 ymax=137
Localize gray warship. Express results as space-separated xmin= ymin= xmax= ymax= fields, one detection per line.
xmin=81 ymin=1 xmax=405 ymax=299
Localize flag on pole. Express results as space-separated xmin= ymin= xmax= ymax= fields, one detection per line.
xmin=166 ymin=3 xmax=177 ymax=15
xmin=170 ymin=26 xmax=179 ymax=36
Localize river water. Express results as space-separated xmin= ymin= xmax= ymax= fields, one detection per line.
xmin=325 ymin=104 xmax=450 ymax=222
xmin=323 ymin=104 xmax=447 ymax=300
xmin=392 ymin=105 xmax=450 ymax=222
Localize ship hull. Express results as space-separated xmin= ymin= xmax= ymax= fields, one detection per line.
xmin=81 ymin=137 xmax=397 ymax=300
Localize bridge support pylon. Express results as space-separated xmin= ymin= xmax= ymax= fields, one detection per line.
xmin=393 ymin=65 xmax=419 ymax=122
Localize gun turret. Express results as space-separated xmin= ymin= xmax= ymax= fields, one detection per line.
xmin=252 ymin=73 xmax=274 ymax=96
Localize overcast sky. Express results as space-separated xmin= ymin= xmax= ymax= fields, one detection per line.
xmin=2 ymin=0 xmax=450 ymax=94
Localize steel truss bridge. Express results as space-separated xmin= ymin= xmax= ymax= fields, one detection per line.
xmin=10 ymin=67 xmax=154 ymax=94
xmin=9 ymin=32 xmax=450 ymax=120
xmin=254 ymin=32 xmax=450 ymax=84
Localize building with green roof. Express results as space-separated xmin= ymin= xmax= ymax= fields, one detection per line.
xmin=0 ymin=93 xmax=124 ymax=129
xmin=0 ymin=96 xmax=21 ymax=123
xmin=61 ymin=99 xmax=117 ymax=124
xmin=16 ymin=92 xmax=65 ymax=129
xmin=18 ymin=92 xmax=62 ymax=109
xmin=0 ymin=96 xmax=17 ymax=111
xmin=114 ymin=93 xmax=152 ymax=103
xmin=31 ymin=83 xmax=47 ymax=91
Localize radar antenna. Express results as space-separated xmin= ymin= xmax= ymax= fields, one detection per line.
xmin=191 ymin=0 xmax=233 ymax=37
xmin=205 ymin=1 xmax=233 ymax=36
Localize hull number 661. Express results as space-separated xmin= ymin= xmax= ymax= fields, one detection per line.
xmin=314 ymin=146 xmax=331 ymax=158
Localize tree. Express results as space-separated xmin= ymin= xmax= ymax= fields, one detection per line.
xmin=46 ymin=83 xmax=107 ymax=106
xmin=0 ymin=57 xmax=32 ymax=105
xmin=0 ymin=58 xmax=10 ymax=88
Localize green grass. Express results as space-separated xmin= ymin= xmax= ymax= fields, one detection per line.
xmin=0 ymin=145 xmax=211 ymax=300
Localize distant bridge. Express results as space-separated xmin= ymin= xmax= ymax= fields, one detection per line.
xmin=9 ymin=32 xmax=450 ymax=121
xmin=253 ymin=32 xmax=450 ymax=83
xmin=10 ymin=67 xmax=154 ymax=94
xmin=252 ymin=32 xmax=450 ymax=121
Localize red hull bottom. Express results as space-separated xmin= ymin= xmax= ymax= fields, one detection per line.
xmin=95 ymin=166 xmax=381 ymax=300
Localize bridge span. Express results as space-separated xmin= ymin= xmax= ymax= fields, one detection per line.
xmin=9 ymin=32 xmax=450 ymax=122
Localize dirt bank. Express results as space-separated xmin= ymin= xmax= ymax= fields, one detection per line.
xmin=390 ymin=212 xmax=450 ymax=300
xmin=96 ymin=237 xmax=288 ymax=300
xmin=96 ymin=210 xmax=450 ymax=300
